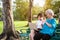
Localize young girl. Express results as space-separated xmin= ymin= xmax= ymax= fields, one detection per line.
xmin=29 ymin=13 xmax=46 ymax=40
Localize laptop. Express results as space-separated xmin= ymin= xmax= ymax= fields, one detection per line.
xmin=29 ymin=22 xmax=38 ymax=30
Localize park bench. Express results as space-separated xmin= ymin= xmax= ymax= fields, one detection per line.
xmin=19 ymin=24 xmax=60 ymax=40
xmin=19 ymin=27 xmax=30 ymax=40
xmin=50 ymin=24 xmax=60 ymax=40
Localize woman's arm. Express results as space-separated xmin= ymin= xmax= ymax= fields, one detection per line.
xmin=46 ymin=19 xmax=56 ymax=28
xmin=46 ymin=22 xmax=52 ymax=27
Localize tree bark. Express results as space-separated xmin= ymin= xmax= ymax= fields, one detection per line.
xmin=0 ymin=0 xmax=20 ymax=40
xmin=25 ymin=0 xmax=33 ymax=27
xmin=28 ymin=0 xmax=33 ymax=22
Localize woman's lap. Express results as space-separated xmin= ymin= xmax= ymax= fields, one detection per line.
xmin=34 ymin=32 xmax=51 ymax=40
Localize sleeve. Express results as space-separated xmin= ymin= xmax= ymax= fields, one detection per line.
xmin=36 ymin=21 xmax=42 ymax=29
xmin=51 ymin=19 xmax=56 ymax=29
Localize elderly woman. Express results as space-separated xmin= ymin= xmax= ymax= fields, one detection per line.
xmin=34 ymin=9 xmax=56 ymax=40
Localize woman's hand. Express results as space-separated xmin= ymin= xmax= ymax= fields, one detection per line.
xmin=46 ymin=22 xmax=52 ymax=27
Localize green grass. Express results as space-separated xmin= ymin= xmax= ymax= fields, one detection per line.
xmin=0 ymin=21 xmax=28 ymax=34
xmin=14 ymin=21 xmax=28 ymax=31
xmin=14 ymin=21 xmax=28 ymax=27
xmin=0 ymin=21 xmax=3 ymax=34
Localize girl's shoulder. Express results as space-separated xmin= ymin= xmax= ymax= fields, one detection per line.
xmin=37 ymin=20 xmax=42 ymax=22
xmin=36 ymin=20 xmax=42 ymax=23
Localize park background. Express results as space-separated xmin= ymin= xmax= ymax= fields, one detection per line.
xmin=0 ymin=0 xmax=60 ymax=40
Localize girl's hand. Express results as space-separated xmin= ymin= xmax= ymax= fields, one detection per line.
xmin=38 ymin=28 xmax=40 ymax=30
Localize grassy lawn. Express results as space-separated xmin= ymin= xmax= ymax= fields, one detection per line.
xmin=0 ymin=21 xmax=36 ymax=34
xmin=0 ymin=21 xmax=3 ymax=34
xmin=0 ymin=21 xmax=28 ymax=34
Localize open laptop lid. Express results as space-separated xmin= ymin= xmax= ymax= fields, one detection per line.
xmin=29 ymin=22 xmax=38 ymax=30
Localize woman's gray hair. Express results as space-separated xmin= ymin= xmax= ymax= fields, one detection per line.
xmin=45 ymin=9 xmax=54 ymax=16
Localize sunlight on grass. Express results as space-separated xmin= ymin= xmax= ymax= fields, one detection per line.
xmin=0 ymin=21 xmax=3 ymax=34
xmin=14 ymin=21 xmax=28 ymax=27
xmin=0 ymin=21 xmax=28 ymax=34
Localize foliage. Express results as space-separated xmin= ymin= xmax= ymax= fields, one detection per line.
xmin=32 ymin=6 xmax=44 ymax=15
xmin=14 ymin=0 xmax=29 ymax=21
xmin=52 ymin=1 xmax=60 ymax=18
xmin=44 ymin=0 xmax=52 ymax=11
xmin=52 ymin=1 xmax=60 ymax=12
xmin=14 ymin=0 xmax=43 ymax=21
xmin=44 ymin=0 xmax=60 ymax=18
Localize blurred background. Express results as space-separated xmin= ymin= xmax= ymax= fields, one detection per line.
xmin=0 ymin=0 xmax=60 ymax=34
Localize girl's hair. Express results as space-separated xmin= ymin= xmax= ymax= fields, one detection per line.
xmin=37 ymin=13 xmax=43 ymax=18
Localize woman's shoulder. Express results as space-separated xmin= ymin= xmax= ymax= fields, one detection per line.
xmin=51 ymin=18 xmax=56 ymax=22
xmin=51 ymin=18 xmax=56 ymax=20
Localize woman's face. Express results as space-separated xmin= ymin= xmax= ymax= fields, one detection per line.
xmin=46 ymin=13 xmax=51 ymax=18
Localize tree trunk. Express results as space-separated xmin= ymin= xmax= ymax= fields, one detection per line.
xmin=25 ymin=0 xmax=33 ymax=27
xmin=0 ymin=0 xmax=20 ymax=40
xmin=28 ymin=0 xmax=33 ymax=22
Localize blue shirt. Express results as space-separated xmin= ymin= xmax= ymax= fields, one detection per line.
xmin=40 ymin=18 xmax=56 ymax=36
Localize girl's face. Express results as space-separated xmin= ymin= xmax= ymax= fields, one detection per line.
xmin=38 ymin=16 xmax=43 ymax=20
